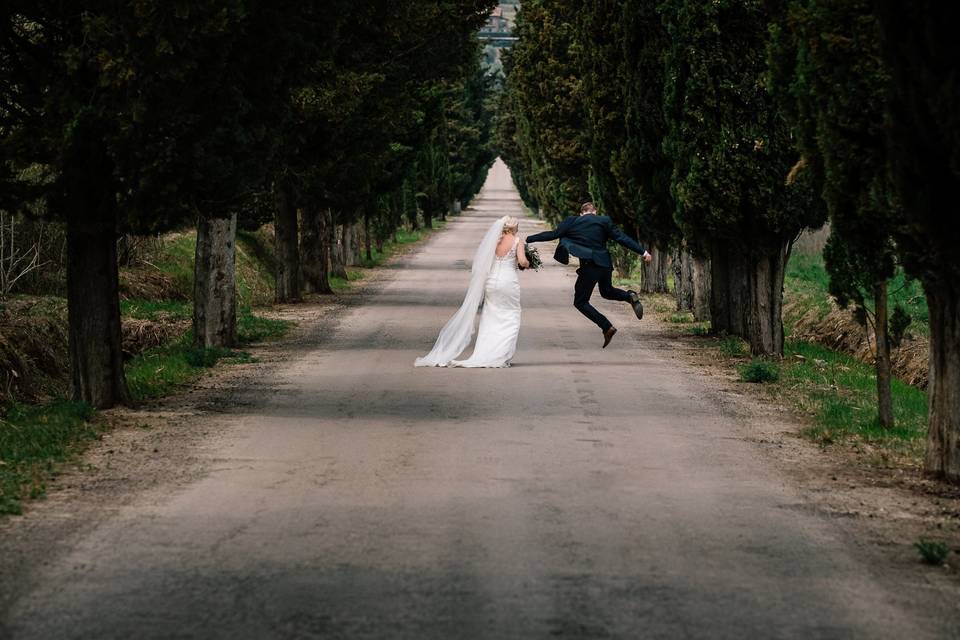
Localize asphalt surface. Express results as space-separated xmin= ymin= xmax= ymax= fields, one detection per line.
xmin=3 ymin=160 xmax=947 ymax=639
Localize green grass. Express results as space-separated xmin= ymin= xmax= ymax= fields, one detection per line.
xmin=667 ymin=312 xmax=694 ymax=324
xmin=125 ymin=309 xmax=291 ymax=401
xmin=0 ymin=309 xmax=288 ymax=514
xmin=915 ymin=539 xmax=950 ymax=566
xmin=0 ymin=400 xmax=97 ymax=515
xmin=150 ymin=233 xmax=197 ymax=298
xmin=784 ymin=252 xmax=929 ymax=337
xmin=685 ymin=321 xmax=928 ymax=463
xmin=329 ymin=270 xmax=366 ymax=293
xmin=686 ymin=323 xmax=711 ymax=336
xmin=129 ymin=231 xmax=276 ymax=307
xmin=360 ymin=221 xmax=445 ymax=269
xmin=1 ymin=227 xmax=295 ymax=516
xmin=237 ymin=308 xmax=292 ymax=343
xmin=120 ymin=299 xmax=191 ymax=321
xmin=782 ymin=340 xmax=927 ymax=456
xmin=718 ymin=335 xmax=748 ymax=357
xmin=612 ymin=274 xmax=642 ymax=290
xmin=126 ymin=341 xmax=208 ymax=400
xmin=739 ymin=359 xmax=780 ymax=383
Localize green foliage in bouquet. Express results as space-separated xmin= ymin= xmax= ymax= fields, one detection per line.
xmin=522 ymin=245 xmax=543 ymax=271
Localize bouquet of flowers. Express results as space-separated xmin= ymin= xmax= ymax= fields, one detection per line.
xmin=521 ymin=245 xmax=543 ymax=271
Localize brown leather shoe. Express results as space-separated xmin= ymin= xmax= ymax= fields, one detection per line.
xmin=602 ymin=326 xmax=617 ymax=348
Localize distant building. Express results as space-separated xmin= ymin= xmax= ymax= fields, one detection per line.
xmin=480 ymin=2 xmax=519 ymax=81
xmin=480 ymin=7 xmax=510 ymax=35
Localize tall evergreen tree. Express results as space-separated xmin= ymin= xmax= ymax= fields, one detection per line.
xmin=661 ymin=0 xmax=825 ymax=355
xmin=0 ymin=1 xmax=280 ymax=406
xmin=875 ymin=0 xmax=960 ymax=479
xmin=499 ymin=0 xmax=589 ymax=221
xmin=770 ymin=0 xmax=903 ymax=428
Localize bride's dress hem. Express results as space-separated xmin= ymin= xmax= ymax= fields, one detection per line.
xmin=448 ymin=360 xmax=512 ymax=369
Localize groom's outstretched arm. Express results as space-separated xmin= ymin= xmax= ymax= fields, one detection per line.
xmin=610 ymin=221 xmax=647 ymax=255
xmin=526 ymin=217 xmax=572 ymax=243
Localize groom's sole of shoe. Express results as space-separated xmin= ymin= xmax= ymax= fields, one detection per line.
xmin=603 ymin=326 xmax=617 ymax=348
xmin=628 ymin=292 xmax=644 ymax=320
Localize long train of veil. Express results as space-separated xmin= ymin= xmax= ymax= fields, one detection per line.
xmin=414 ymin=215 xmax=508 ymax=367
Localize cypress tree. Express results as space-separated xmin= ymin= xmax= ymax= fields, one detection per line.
xmin=661 ymin=0 xmax=825 ymax=355
xmin=770 ymin=0 xmax=902 ymax=428
xmin=875 ymin=1 xmax=960 ymax=479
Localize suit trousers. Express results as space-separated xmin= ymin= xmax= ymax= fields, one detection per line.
xmin=573 ymin=261 xmax=631 ymax=331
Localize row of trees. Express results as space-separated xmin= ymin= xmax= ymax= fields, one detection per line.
xmin=497 ymin=0 xmax=959 ymax=481
xmin=1 ymin=2 xmax=497 ymax=409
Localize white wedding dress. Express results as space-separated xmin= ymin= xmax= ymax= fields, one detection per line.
xmin=415 ymin=216 xmax=522 ymax=368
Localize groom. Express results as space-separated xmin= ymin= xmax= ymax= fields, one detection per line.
xmin=526 ymin=202 xmax=652 ymax=348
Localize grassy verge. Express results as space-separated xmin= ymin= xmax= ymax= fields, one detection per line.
xmin=121 ymin=298 xmax=191 ymax=321
xmin=782 ymin=340 xmax=927 ymax=463
xmin=641 ymin=249 xmax=931 ymax=466
xmin=2 ymin=305 xmax=291 ymax=515
xmin=329 ymin=271 xmax=366 ymax=293
xmin=0 ymin=401 xmax=97 ymax=515
xmin=2 ymin=217 xmax=430 ymax=515
xmin=325 ymin=219 xmax=447 ymax=292
xmin=0 ymin=307 xmax=291 ymax=515
xmin=360 ymin=219 xmax=446 ymax=270
xmin=125 ymin=308 xmax=291 ymax=401
xmin=666 ymin=310 xmax=928 ymax=466
xmin=785 ymin=252 xmax=929 ymax=337
xmin=123 ymin=230 xmax=276 ymax=307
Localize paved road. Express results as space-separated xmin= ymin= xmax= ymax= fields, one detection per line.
xmin=3 ymin=161 xmax=947 ymax=638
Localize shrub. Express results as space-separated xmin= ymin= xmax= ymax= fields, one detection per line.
xmin=719 ymin=335 xmax=747 ymax=357
xmin=915 ymin=539 xmax=949 ymax=566
xmin=739 ymin=359 xmax=780 ymax=383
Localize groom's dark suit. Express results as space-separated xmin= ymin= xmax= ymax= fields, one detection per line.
xmin=526 ymin=214 xmax=646 ymax=332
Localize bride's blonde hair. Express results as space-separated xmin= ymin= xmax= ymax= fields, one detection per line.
xmin=502 ymin=217 xmax=519 ymax=235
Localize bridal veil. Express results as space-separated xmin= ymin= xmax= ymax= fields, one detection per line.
xmin=414 ymin=215 xmax=508 ymax=367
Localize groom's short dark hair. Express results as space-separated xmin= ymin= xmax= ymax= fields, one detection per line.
xmin=580 ymin=202 xmax=596 ymax=213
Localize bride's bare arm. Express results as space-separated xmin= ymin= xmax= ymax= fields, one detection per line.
xmin=517 ymin=237 xmax=530 ymax=268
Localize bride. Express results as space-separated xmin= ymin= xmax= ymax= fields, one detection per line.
xmin=415 ymin=215 xmax=529 ymax=368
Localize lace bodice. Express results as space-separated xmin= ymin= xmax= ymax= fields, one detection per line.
xmin=494 ymin=236 xmax=519 ymax=265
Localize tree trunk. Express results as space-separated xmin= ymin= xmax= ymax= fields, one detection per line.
xmin=422 ymin=207 xmax=433 ymax=231
xmin=924 ymin=282 xmax=960 ymax=480
xmin=274 ymin=188 xmax=300 ymax=303
xmin=331 ymin=221 xmax=349 ymax=280
xmin=407 ymin=208 xmax=420 ymax=231
xmin=745 ymin=240 xmax=790 ymax=356
xmin=691 ymin=252 xmax=711 ymax=323
xmin=874 ymin=281 xmax=894 ymax=429
xmin=300 ymin=206 xmax=333 ymax=294
xmin=641 ymin=246 xmax=669 ymax=293
xmin=450 ymin=200 xmax=461 ymax=216
xmin=710 ymin=243 xmax=731 ymax=334
xmin=674 ymin=248 xmax=693 ymax=312
xmin=347 ymin=222 xmax=362 ymax=266
xmin=66 ymin=213 xmax=130 ymax=409
xmin=364 ymin=213 xmax=373 ymax=263
xmin=710 ymin=242 xmax=749 ymax=338
xmin=193 ymin=214 xmax=238 ymax=349
xmin=656 ymin=248 xmax=669 ymax=293
xmin=641 ymin=245 xmax=657 ymax=294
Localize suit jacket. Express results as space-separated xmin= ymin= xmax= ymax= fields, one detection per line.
xmin=526 ymin=215 xmax=646 ymax=269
